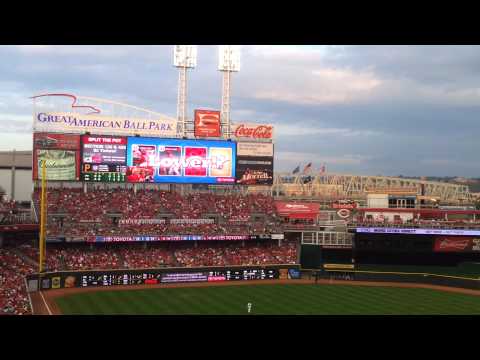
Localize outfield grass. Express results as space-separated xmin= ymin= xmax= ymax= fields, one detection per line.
xmin=55 ymin=284 xmax=480 ymax=315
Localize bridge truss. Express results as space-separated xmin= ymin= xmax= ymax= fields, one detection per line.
xmin=271 ymin=172 xmax=473 ymax=204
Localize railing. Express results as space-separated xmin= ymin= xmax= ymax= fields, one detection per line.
xmin=348 ymin=221 xmax=480 ymax=230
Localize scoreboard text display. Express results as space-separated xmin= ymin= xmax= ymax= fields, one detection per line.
xmin=27 ymin=266 xmax=302 ymax=290
xmin=74 ymin=268 xmax=279 ymax=287
xmin=126 ymin=137 xmax=236 ymax=184
xmin=81 ymin=135 xmax=127 ymax=182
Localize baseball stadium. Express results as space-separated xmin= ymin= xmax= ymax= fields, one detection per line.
xmin=2 ymin=46 xmax=480 ymax=316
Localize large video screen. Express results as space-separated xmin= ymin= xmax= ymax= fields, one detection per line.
xmin=126 ymin=137 xmax=236 ymax=184
xmin=81 ymin=135 xmax=127 ymax=182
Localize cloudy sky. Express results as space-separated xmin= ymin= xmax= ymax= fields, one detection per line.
xmin=0 ymin=45 xmax=479 ymax=177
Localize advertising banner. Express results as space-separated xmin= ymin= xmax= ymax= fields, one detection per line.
xmin=237 ymin=142 xmax=274 ymax=157
xmin=356 ymin=228 xmax=480 ymax=236
xmin=232 ymin=123 xmax=274 ymax=141
xmin=126 ymin=137 xmax=236 ymax=184
xmin=194 ymin=110 xmax=221 ymax=137
xmin=33 ymin=132 xmax=81 ymax=181
xmin=89 ymin=235 xmax=256 ymax=242
xmin=34 ymin=112 xmax=178 ymax=138
xmin=288 ymin=268 xmax=302 ymax=279
xmin=81 ymin=135 xmax=127 ymax=182
xmin=331 ymin=200 xmax=358 ymax=210
xmin=119 ymin=219 xmax=166 ymax=226
xmin=26 ymin=266 xmax=301 ymax=290
xmin=275 ymin=202 xmax=320 ymax=219
xmin=236 ymin=156 xmax=274 ymax=185
xmin=434 ymin=237 xmax=480 ymax=252
xmin=34 ymin=149 xmax=80 ymax=181
xmin=33 ymin=132 xmax=80 ymax=150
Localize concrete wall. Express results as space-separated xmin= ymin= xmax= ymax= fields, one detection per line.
xmin=364 ymin=211 xmax=414 ymax=222
xmin=367 ymin=194 xmax=389 ymax=208
xmin=0 ymin=168 xmax=33 ymax=202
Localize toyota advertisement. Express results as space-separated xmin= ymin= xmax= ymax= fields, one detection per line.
xmin=126 ymin=137 xmax=236 ymax=184
xmin=194 ymin=109 xmax=221 ymax=138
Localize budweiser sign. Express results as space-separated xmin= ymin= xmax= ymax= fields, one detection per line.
xmin=232 ymin=123 xmax=274 ymax=140
xmin=434 ymin=237 xmax=472 ymax=252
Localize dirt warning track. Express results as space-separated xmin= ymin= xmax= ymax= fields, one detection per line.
xmin=30 ymin=279 xmax=480 ymax=315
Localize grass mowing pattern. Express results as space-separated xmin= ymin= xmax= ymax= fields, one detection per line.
xmin=56 ymin=284 xmax=480 ymax=315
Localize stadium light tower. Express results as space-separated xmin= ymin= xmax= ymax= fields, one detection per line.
xmin=218 ymin=45 xmax=240 ymax=139
xmin=173 ymin=45 xmax=198 ymax=137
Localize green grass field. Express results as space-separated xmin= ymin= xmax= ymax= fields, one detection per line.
xmin=55 ymin=284 xmax=480 ymax=315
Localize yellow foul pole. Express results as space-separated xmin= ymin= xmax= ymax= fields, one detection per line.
xmin=38 ymin=160 xmax=47 ymax=273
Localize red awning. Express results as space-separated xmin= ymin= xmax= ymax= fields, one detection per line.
xmin=275 ymin=202 xmax=320 ymax=219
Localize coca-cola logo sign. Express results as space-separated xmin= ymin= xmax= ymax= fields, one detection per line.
xmin=233 ymin=123 xmax=274 ymax=139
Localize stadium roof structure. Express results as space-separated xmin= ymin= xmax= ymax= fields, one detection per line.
xmin=272 ymin=172 xmax=472 ymax=204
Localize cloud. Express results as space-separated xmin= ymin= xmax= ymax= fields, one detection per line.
xmin=275 ymin=123 xmax=382 ymax=137
xmin=0 ymin=45 xmax=479 ymax=177
xmin=275 ymin=151 xmax=372 ymax=169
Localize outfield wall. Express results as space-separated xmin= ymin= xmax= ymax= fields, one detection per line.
xmin=26 ymin=264 xmax=301 ymax=292
xmin=317 ymin=269 xmax=480 ymax=290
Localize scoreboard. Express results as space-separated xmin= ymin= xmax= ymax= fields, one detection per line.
xmin=77 ymin=268 xmax=280 ymax=287
xmin=82 ymin=164 xmax=127 ymax=182
xmin=81 ymin=135 xmax=127 ymax=182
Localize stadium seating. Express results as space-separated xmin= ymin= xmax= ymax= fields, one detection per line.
xmin=33 ymin=188 xmax=282 ymax=238
xmin=0 ymin=248 xmax=34 ymax=315
xmin=0 ymin=189 xmax=296 ymax=315
xmin=15 ymin=240 xmax=297 ymax=272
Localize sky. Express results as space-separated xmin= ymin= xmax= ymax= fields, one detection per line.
xmin=0 ymin=45 xmax=479 ymax=177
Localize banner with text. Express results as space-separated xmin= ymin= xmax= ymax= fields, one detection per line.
xmin=236 ymin=156 xmax=274 ymax=185
xmin=434 ymin=236 xmax=480 ymax=252
xmin=34 ymin=112 xmax=178 ymax=138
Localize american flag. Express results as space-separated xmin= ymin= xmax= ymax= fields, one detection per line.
xmin=302 ymin=162 xmax=312 ymax=174
xmin=319 ymin=164 xmax=326 ymax=175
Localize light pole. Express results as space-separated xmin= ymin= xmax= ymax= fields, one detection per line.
xmin=218 ymin=45 xmax=241 ymax=139
xmin=173 ymin=45 xmax=198 ymax=138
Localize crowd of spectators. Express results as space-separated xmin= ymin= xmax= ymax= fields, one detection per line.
xmin=174 ymin=240 xmax=298 ymax=267
xmin=32 ymin=188 xmax=282 ymax=239
xmin=0 ymin=248 xmax=34 ymax=315
xmin=1 ymin=237 xmax=297 ymax=316
xmin=0 ymin=189 xmax=296 ymax=315
xmin=0 ymin=196 xmax=34 ymax=225
xmin=15 ymin=240 xmax=296 ymax=272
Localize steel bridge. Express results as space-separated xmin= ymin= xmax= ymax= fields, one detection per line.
xmin=271 ymin=173 xmax=472 ymax=204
